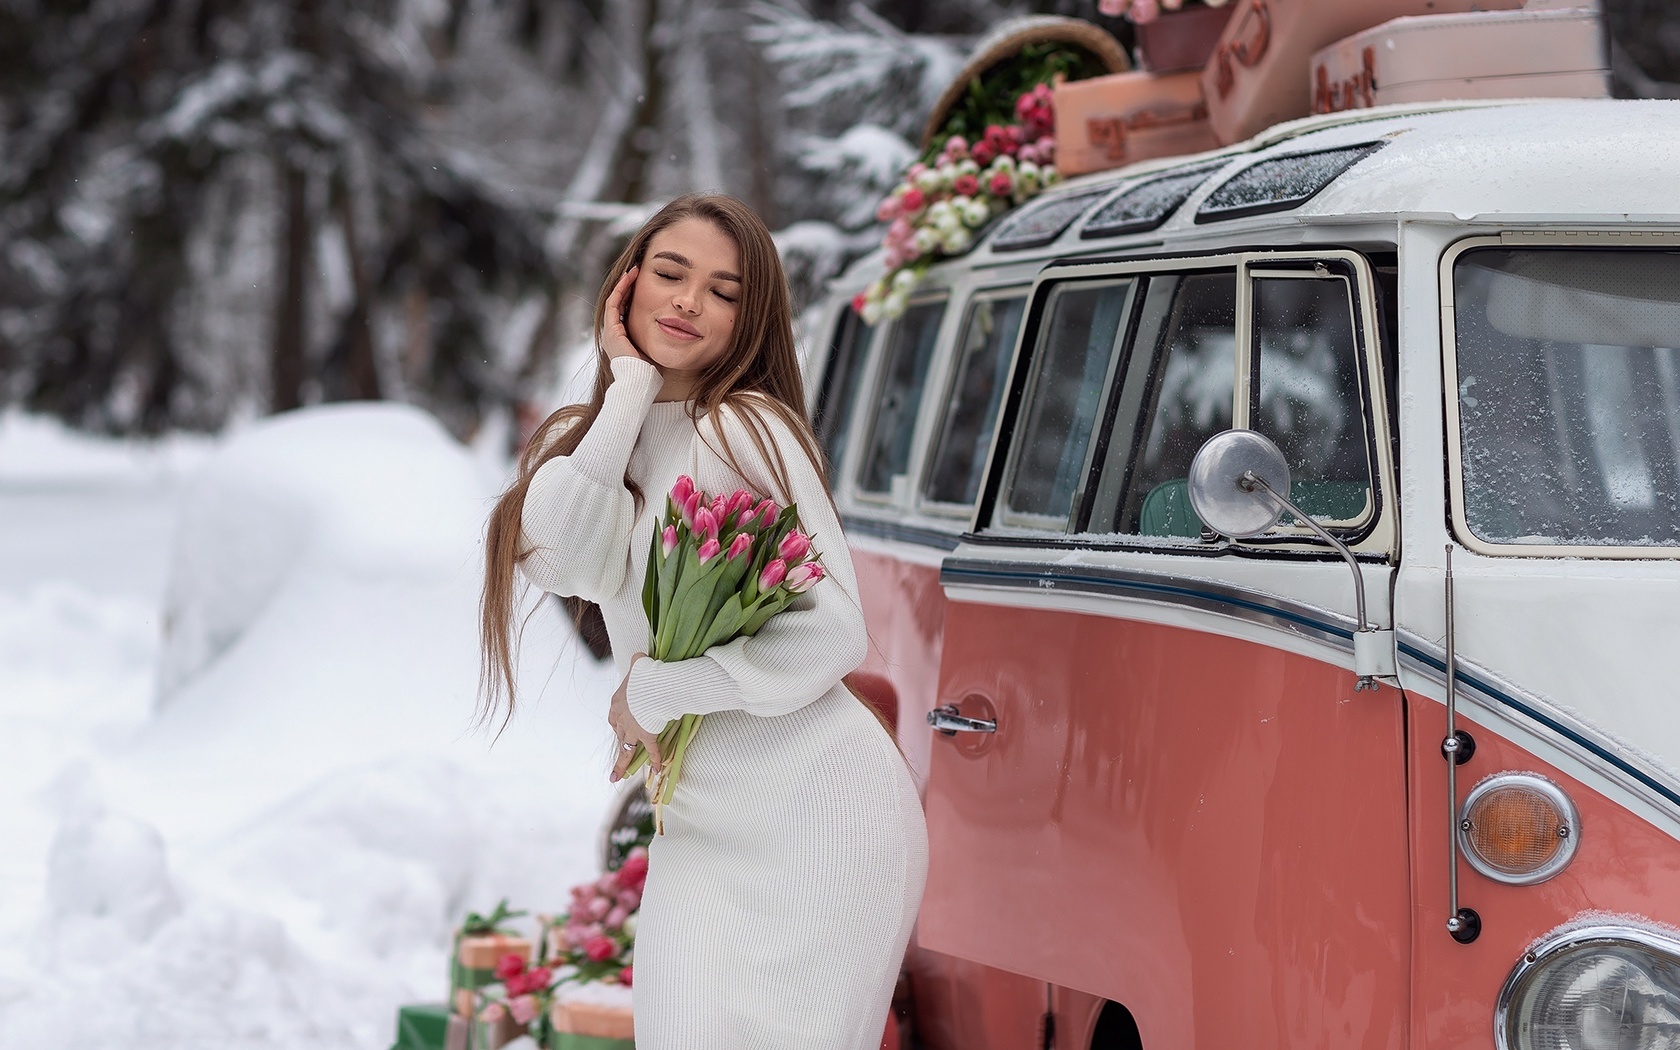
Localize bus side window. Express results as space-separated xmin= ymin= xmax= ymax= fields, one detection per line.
xmin=1250 ymin=271 xmax=1375 ymax=525
xmin=1094 ymin=270 xmax=1238 ymax=538
xmin=812 ymin=306 xmax=872 ymax=480
xmin=922 ymin=294 xmax=1027 ymax=510
xmin=997 ymin=279 xmax=1137 ymax=530
xmin=857 ymin=300 xmax=946 ymax=499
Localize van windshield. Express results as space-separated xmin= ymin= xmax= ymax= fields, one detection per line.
xmin=1453 ymin=248 xmax=1680 ymax=549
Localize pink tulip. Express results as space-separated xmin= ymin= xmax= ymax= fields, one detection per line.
xmin=786 ymin=561 xmax=826 ymax=593
xmin=778 ymin=530 xmax=811 ymax=562
xmin=876 ymin=196 xmax=899 ymax=222
xmin=670 ymin=475 xmax=695 ymax=507
xmin=729 ymin=489 xmax=757 ymax=520
xmin=693 ymin=506 xmax=718 ymax=541
xmin=587 ymin=896 xmax=611 ymax=920
xmin=509 ymin=995 xmax=540 ymax=1025
xmin=697 ymin=538 xmax=721 ymax=565
xmin=759 ymin=559 xmax=787 ymax=591
xmin=753 ymin=499 xmax=778 ymax=527
xmin=661 ymin=524 xmax=678 ymax=557
xmin=680 ymin=490 xmax=702 ymax=528
xmin=727 ymin=533 xmax=753 ymax=560
xmin=480 ymin=1002 xmax=507 ymax=1024
xmin=606 ymin=905 xmax=630 ymax=928
xmin=710 ymin=493 xmax=728 ymax=519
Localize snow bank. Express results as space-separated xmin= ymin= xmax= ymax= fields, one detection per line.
xmin=0 ymin=406 xmax=623 ymax=1049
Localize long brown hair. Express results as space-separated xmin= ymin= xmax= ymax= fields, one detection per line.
xmin=479 ymin=194 xmax=829 ymax=728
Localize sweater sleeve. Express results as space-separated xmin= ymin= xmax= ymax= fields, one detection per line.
xmin=517 ymin=356 xmax=663 ymax=602
xmin=625 ymin=399 xmax=868 ymax=731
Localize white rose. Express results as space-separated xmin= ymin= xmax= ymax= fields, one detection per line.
xmin=942 ymin=227 xmax=972 ymax=254
xmin=913 ymin=226 xmax=941 ymax=254
xmin=956 ymin=159 xmax=980 ymax=177
xmin=1042 ymin=165 xmax=1061 ymax=185
xmin=891 ymin=267 xmax=918 ymax=292
xmin=883 ymin=289 xmax=911 ymax=318
xmin=915 ymin=168 xmax=942 ymax=193
xmin=861 ymin=298 xmax=884 ymax=325
xmin=991 ymin=155 xmax=1016 ymax=173
xmin=963 ymin=199 xmax=991 ymax=227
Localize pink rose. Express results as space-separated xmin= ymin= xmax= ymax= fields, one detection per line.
xmin=876 ymin=195 xmax=899 ymax=222
xmin=851 ymin=291 xmax=868 ymax=314
xmin=480 ymin=1002 xmax=507 ymax=1024
xmin=619 ymin=965 xmax=634 ymax=988
xmin=494 ymin=953 xmax=526 ymax=981
xmin=605 ymin=905 xmax=629 ymax=928
xmin=971 ymin=141 xmax=995 ymax=166
xmin=509 ymin=995 xmax=540 ymax=1025
xmin=583 ymin=935 xmax=618 ymax=962
xmin=899 ymin=186 xmax=925 ymax=212
xmin=615 ymin=849 xmax=649 ymax=889
xmin=989 ymin=171 xmax=1014 ymax=196
xmin=944 ymin=134 xmax=968 ymax=157
xmin=953 ymin=174 xmax=979 ymax=197
xmin=759 ymin=559 xmax=787 ymax=592
xmin=587 ymin=896 xmax=611 ymax=920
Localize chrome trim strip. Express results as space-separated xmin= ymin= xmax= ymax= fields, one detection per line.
xmin=940 ymin=556 xmax=1680 ymax=817
xmin=1494 ymin=922 xmax=1680 ymax=1050
xmin=1458 ymin=773 xmax=1581 ymax=886
xmin=844 ymin=515 xmax=962 ymax=552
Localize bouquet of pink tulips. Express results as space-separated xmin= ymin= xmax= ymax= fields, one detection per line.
xmin=624 ymin=474 xmax=826 ymax=813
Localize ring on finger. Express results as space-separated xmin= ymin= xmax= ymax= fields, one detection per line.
xmin=621 ymin=741 xmax=635 ymax=752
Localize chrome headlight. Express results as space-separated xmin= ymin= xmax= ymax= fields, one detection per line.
xmin=1498 ymin=924 xmax=1680 ymax=1050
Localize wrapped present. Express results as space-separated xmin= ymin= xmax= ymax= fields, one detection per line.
xmin=1198 ymin=0 xmax=1525 ymax=145
xmin=444 ymin=1012 xmax=525 ymax=1050
xmin=550 ymin=1000 xmax=635 ymax=1041
xmin=392 ymin=1003 xmax=451 ymax=1050
xmin=1052 ymin=70 xmax=1218 ymax=177
xmin=450 ymin=932 xmax=532 ymax=1015
xmin=1309 ymin=6 xmax=1608 ymax=115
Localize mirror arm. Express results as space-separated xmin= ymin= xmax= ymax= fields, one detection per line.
xmin=1239 ymin=470 xmax=1369 ymax=633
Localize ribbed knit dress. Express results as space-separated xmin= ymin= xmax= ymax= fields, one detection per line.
xmin=518 ymin=356 xmax=928 ymax=1050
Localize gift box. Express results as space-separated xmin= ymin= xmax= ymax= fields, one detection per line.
xmin=1309 ymin=6 xmax=1608 ymax=114
xmin=450 ymin=931 xmax=532 ymax=1015
xmin=550 ymin=999 xmax=635 ymax=1042
xmin=1052 ymin=70 xmax=1219 ymax=177
xmin=392 ymin=1003 xmax=451 ymax=1050
xmin=444 ymin=1012 xmax=525 ymax=1050
xmin=1199 ymin=0 xmax=1526 ymax=145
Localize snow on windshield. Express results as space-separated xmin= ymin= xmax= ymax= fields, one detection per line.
xmin=1454 ymin=248 xmax=1680 ymax=548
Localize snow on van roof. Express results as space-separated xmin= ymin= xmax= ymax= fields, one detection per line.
xmin=1029 ymin=98 xmax=1680 ymax=246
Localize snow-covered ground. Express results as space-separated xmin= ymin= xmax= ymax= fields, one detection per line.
xmin=0 ymin=408 xmax=623 ymax=1048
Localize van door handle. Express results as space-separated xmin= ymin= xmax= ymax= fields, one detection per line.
xmin=928 ymin=703 xmax=997 ymax=736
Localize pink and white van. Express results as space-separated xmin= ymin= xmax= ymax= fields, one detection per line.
xmin=804 ymin=98 xmax=1680 ymax=1050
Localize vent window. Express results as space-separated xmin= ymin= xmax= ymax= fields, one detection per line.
xmin=991 ymin=188 xmax=1110 ymax=251
xmin=1196 ymin=142 xmax=1383 ymax=223
xmin=1082 ymin=162 xmax=1225 ymax=238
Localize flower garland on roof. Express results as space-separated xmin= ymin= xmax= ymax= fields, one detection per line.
xmin=854 ymin=85 xmax=1060 ymax=324
xmin=853 ymin=33 xmax=1114 ymax=324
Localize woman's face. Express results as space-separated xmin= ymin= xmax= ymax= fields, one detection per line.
xmin=627 ymin=218 xmax=742 ymax=397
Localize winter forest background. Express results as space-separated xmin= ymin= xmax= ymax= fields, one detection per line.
xmin=3 ymin=0 xmax=1676 ymax=445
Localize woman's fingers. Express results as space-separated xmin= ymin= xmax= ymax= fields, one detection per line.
xmin=603 ymin=266 xmax=642 ymax=361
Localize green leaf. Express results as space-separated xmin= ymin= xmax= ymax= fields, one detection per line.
xmin=642 ymin=522 xmax=660 ymax=631
xmin=696 ymin=593 xmax=746 ymax=653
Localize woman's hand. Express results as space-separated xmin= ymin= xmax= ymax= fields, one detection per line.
xmin=602 ymin=266 xmax=646 ymax=363
xmin=609 ymin=652 xmax=663 ymax=782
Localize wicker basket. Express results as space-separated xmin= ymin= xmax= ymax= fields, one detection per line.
xmin=919 ymin=16 xmax=1132 ymax=152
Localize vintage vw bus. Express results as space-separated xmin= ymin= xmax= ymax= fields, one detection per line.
xmin=804 ymin=98 xmax=1680 ymax=1050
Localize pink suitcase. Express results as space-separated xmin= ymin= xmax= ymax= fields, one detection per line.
xmin=1199 ymin=0 xmax=1526 ymax=145
xmin=1053 ymin=70 xmax=1220 ymax=176
xmin=1310 ymin=7 xmax=1608 ymax=114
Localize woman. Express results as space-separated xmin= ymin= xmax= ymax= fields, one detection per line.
xmin=480 ymin=194 xmax=927 ymax=1049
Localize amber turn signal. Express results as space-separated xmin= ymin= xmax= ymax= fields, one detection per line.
xmin=1459 ymin=774 xmax=1579 ymax=885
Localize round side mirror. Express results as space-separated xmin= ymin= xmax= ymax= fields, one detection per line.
xmin=1187 ymin=430 xmax=1292 ymax=539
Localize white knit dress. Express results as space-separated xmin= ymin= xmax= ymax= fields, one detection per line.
xmin=518 ymin=356 xmax=928 ymax=1050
